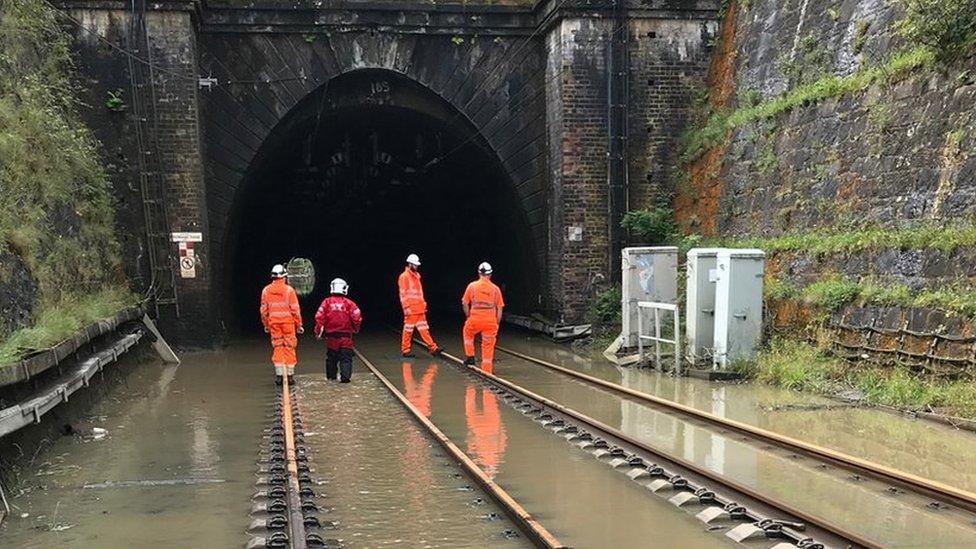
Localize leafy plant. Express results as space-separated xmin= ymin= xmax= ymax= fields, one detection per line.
xmin=621 ymin=207 xmax=677 ymax=245
xmin=105 ymin=89 xmax=126 ymax=111
xmin=852 ymin=20 xmax=870 ymax=54
xmin=896 ymin=0 xmax=976 ymax=61
xmin=588 ymin=285 xmax=622 ymax=325
xmin=451 ymin=36 xmax=465 ymax=46
xmin=803 ymin=278 xmax=860 ymax=310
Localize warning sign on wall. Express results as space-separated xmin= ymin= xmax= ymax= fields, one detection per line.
xmin=178 ymin=242 xmax=196 ymax=279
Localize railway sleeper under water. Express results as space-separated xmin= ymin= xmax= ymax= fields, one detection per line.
xmin=445 ymin=362 xmax=865 ymax=549
xmin=247 ymin=387 xmax=338 ymax=548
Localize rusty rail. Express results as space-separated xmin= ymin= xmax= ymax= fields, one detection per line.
xmin=496 ymin=344 xmax=976 ymax=517
xmin=355 ymin=349 xmax=566 ymax=549
xmin=279 ymin=375 xmax=308 ymax=549
xmin=420 ymin=343 xmax=878 ymax=549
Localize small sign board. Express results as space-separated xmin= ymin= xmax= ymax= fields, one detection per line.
xmin=178 ymin=242 xmax=196 ymax=278
xmin=171 ymin=232 xmax=203 ymax=243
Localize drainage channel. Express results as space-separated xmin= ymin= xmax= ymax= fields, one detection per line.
xmin=497 ymin=344 xmax=976 ymax=519
xmin=247 ymin=375 xmax=330 ymax=548
xmin=421 ymin=341 xmax=876 ymax=549
xmin=356 ymin=349 xmax=564 ymax=549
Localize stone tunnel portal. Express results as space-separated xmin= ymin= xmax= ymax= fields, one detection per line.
xmin=225 ymin=70 xmax=542 ymax=332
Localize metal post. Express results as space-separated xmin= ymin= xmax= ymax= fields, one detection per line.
xmin=636 ymin=305 xmax=644 ymax=362
xmin=674 ymin=306 xmax=682 ymax=377
xmin=654 ymin=307 xmax=661 ymax=371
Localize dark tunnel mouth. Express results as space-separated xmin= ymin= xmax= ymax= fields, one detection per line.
xmin=223 ymin=70 xmax=541 ymax=334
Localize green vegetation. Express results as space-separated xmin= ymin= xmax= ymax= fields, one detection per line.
xmin=744 ymin=338 xmax=976 ymax=418
xmin=852 ymin=20 xmax=870 ymax=55
xmin=0 ymin=287 xmax=134 ymax=364
xmin=769 ymin=275 xmax=976 ymax=316
xmin=896 ymin=0 xmax=976 ymax=61
xmin=0 ymin=0 xmax=133 ymax=362
xmin=622 ymin=207 xmax=677 ymax=245
xmin=678 ymin=47 xmax=935 ymax=167
xmin=732 ymin=220 xmax=976 ymax=256
xmin=589 ymin=285 xmax=622 ymax=325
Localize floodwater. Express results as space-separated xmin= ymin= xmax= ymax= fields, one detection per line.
xmin=356 ymin=336 xmax=725 ymax=548
xmin=0 ymin=342 xmax=270 ymax=547
xmin=466 ymin=330 xmax=976 ymax=547
xmin=295 ymin=373 xmax=528 ymax=547
xmin=502 ymin=333 xmax=976 ymax=493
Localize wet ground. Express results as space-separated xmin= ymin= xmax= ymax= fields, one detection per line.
xmin=2 ymin=328 xmax=976 ymax=547
xmin=295 ymin=373 xmax=527 ymax=547
xmin=0 ymin=343 xmax=270 ymax=547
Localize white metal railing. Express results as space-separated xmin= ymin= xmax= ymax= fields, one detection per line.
xmin=636 ymin=301 xmax=682 ymax=375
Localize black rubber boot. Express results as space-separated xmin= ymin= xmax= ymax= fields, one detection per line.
xmin=340 ymin=378 xmax=351 ymax=384
xmin=287 ymin=375 xmax=294 ymax=386
xmin=402 ymin=351 xmax=416 ymax=358
xmin=274 ymin=375 xmax=283 ymax=386
xmin=430 ymin=347 xmax=444 ymax=357
xmin=463 ymin=356 xmax=476 ymax=366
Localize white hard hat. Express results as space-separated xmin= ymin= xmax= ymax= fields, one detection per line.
xmin=330 ymin=278 xmax=349 ymax=295
xmin=406 ymin=253 xmax=421 ymax=266
xmin=271 ymin=264 xmax=287 ymax=278
xmin=478 ymin=262 xmax=493 ymax=275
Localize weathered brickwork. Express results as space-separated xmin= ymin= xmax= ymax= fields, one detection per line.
xmin=146 ymin=11 xmax=215 ymax=345
xmin=60 ymin=0 xmax=719 ymax=340
xmin=626 ymin=17 xmax=716 ymax=211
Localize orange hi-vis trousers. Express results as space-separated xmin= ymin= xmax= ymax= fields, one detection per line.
xmin=402 ymin=313 xmax=438 ymax=354
xmin=463 ymin=317 xmax=498 ymax=373
xmin=269 ymin=322 xmax=298 ymax=376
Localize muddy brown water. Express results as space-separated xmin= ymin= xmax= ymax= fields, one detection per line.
xmin=441 ymin=328 xmax=976 ymax=547
xmin=356 ymin=336 xmax=724 ymax=548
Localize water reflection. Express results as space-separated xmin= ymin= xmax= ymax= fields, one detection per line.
xmin=465 ymin=386 xmax=508 ymax=479
xmin=402 ymin=361 xmax=438 ymax=417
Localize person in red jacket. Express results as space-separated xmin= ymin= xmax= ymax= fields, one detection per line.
xmin=314 ymin=278 xmax=362 ymax=383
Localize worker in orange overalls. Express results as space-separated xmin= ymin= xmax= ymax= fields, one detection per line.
xmin=465 ymin=385 xmax=507 ymax=479
xmin=461 ymin=262 xmax=504 ymax=373
xmin=398 ymin=253 xmax=443 ymax=358
xmin=260 ymin=264 xmax=303 ymax=385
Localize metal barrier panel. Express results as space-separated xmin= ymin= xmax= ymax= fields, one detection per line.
xmin=621 ymin=247 xmax=677 ymax=348
xmin=636 ymin=301 xmax=681 ymax=375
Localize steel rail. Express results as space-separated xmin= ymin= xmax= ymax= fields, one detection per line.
xmin=496 ymin=344 xmax=976 ymax=516
xmin=426 ymin=345 xmax=878 ymax=549
xmin=280 ymin=375 xmax=308 ymax=549
xmin=355 ymin=349 xmax=566 ymax=549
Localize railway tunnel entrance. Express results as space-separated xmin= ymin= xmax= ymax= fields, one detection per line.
xmin=225 ymin=70 xmax=541 ymax=332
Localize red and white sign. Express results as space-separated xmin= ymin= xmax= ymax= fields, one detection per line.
xmin=178 ymin=241 xmax=196 ymax=279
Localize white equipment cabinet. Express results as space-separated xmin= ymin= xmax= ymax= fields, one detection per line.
xmin=621 ymin=247 xmax=677 ymax=348
xmin=686 ymin=248 xmax=723 ymax=365
xmin=713 ymin=249 xmax=765 ymax=370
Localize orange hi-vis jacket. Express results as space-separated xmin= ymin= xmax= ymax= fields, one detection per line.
xmin=462 ymin=277 xmax=505 ymax=323
xmin=398 ymin=267 xmax=427 ymax=315
xmin=260 ymin=278 xmax=302 ymax=330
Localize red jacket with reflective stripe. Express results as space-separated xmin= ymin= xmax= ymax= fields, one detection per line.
xmin=260 ymin=279 xmax=302 ymax=329
xmin=314 ymin=295 xmax=363 ymax=339
xmin=398 ymin=267 xmax=426 ymax=314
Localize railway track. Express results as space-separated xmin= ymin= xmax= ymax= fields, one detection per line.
xmin=495 ymin=344 xmax=976 ymax=518
xmin=405 ymin=340 xmax=885 ymax=548
xmin=247 ymin=376 xmax=330 ymax=548
xmin=355 ymin=349 xmax=566 ymax=549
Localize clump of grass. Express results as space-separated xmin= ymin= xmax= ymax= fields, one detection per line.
xmin=733 ymin=220 xmax=976 ymax=256
xmin=803 ymin=277 xmax=860 ymax=310
xmin=748 ymin=338 xmax=976 ymax=419
xmin=0 ymin=287 xmax=137 ymax=365
xmin=752 ymin=339 xmax=840 ymax=391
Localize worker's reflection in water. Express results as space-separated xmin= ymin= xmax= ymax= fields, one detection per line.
xmin=465 ymin=385 xmax=508 ymax=479
xmin=402 ymin=361 xmax=438 ymax=417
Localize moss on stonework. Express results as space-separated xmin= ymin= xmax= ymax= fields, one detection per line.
xmin=0 ymin=0 xmax=134 ymax=362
